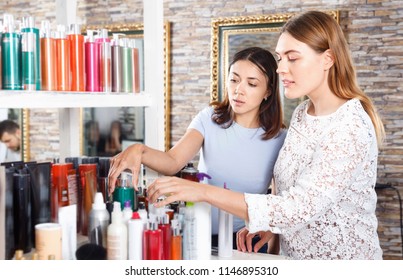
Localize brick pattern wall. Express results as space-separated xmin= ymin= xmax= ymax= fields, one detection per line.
xmin=2 ymin=0 xmax=402 ymax=259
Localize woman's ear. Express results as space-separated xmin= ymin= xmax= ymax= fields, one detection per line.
xmin=323 ymin=49 xmax=335 ymax=70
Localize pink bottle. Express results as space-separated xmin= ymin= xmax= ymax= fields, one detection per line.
xmin=95 ymin=29 xmax=111 ymax=92
xmin=85 ymin=30 xmax=100 ymax=92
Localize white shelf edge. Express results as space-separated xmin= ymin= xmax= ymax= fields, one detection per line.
xmin=0 ymin=91 xmax=152 ymax=108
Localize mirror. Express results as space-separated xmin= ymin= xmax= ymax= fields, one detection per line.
xmin=211 ymin=11 xmax=339 ymax=125
xmin=81 ymin=22 xmax=171 ymax=156
xmin=0 ymin=108 xmax=26 ymax=162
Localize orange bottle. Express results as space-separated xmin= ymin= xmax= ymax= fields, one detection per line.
xmin=68 ymin=24 xmax=85 ymax=91
xmin=40 ymin=20 xmax=57 ymax=91
xmin=55 ymin=25 xmax=70 ymax=91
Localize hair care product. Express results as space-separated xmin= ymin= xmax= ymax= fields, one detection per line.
xmin=58 ymin=204 xmax=77 ymax=260
xmin=112 ymin=171 xmax=137 ymax=211
xmin=21 ymin=16 xmax=40 ymax=90
xmin=34 ymin=223 xmax=62 ymax=260
xmin=111 ymin=33 xmax=123 ymax=92
xmin=122 ymin=200 xmax=133 ymax=225
xmin=218 ymin=183 xmax=233 ymax=258
xmin=129 ymin=39 xmax=140 ymax=93
xmin=68 ymin=23 xmax=85 ymax=91
xmin=84 ymin=30 xmax=99 ymax=92
xmin=107 ymin=201 xmax=127 ymax=260
xmin=78 ymin=163 xmax=98 ymax=236
xmin=120 ymin=37 xmax=133 ymax=93
xmin=40 ymin=20 xmax=56 ymax=91
xmin=127 ymin=212 xmax=143 ymax=260
xmin=143 ymin=220 xmax=163 ymax=260
xmin=55 ymin=25 xmax=70 ymax=91
xmin=96 ymin=29 xmax=111 ymax=92
xmin=182 ymin=202 xmax=196 ymax=259
xmin=137 ymin=201 xmax=148 ymax=228
xmin=170 ymin=219 xmax=182 ymax=260
xmin=2 ymin=14 xmax=21 ymax=90
xmin=158 ymin=213 xmax=171 ymax=260
xmin=88 ymin=192 xmax=110 ymax=248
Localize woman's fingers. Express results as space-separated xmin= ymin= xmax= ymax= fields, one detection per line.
xmin=236 ymin=228 xmax=249 ymax=252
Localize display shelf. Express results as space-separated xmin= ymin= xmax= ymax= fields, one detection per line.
xmin=0 ymin=91 xmax=152 ymax=109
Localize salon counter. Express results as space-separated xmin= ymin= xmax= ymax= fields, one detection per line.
xmin=210 ymin=249 xmax=288 ymax=260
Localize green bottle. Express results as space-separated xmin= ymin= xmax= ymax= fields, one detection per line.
xmin=112 ymin=171 xmax=137 ymax=211
xmin=2 ymin=14 xmax=22 ymax=90
xmin=21 ymin=16 xmax=40 ymax=90
xmin=120 ymin=37 xmax=133 ymax=93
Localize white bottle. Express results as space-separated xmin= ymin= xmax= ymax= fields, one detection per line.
xmin=194 ymin=201 xmax=211 ymax=259
xmin=122 ymin=200 xmax=133 ymax=225
xmin=182 ymin=202 xmax=197 ymax=260
xmin=128 ymin=212 xmax=144 ymax=260
xmin=88 ymin=192 xmax=110 ymax=248
xmin=218 ymin=208 xmax=233 ymax=258
xmin=107 ymin=201 xmax=128 ymax=260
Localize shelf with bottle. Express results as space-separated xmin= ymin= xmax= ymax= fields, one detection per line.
xmin=0 ymin=90 xmax=152 ymax=109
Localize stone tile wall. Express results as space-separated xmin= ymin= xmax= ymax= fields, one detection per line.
xmin=1 ymin=0 xmax=402 ymax=259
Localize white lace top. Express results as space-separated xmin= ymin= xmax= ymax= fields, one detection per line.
xmin=245 ymin=98 xmax=383 ymax=259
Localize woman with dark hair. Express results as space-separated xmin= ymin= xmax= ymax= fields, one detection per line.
xmin=108 ymin=47 xmax=287 ymax=251
xmin=145 ymin=11 xmax=385 ymax=259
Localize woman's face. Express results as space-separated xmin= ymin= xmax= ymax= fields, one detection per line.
xmin=275 ymin=32 xmax=329 ymax=100
xmin=227 ymin=60 xmax=268 ymax=122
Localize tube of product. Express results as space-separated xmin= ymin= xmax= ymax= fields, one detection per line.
xmin=21 ymin=16 xmax=40 ymax=90
xmin=40 ymin=20 xmax=57 ymax=91
xmin=96 ymin=29 xmax=111 ymax=92
xmin=84 ymin=30 xmax=100 ymax=92
xmin=68 ymin=23 xmax=85 ymax=91
xmin=55 ymin=25 xmax=70 ymax=91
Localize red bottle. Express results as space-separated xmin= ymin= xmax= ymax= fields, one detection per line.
xmin=143 ymin=221 xmax=163 ymax=260
xmin=158 ymin=214 xmax=172 ymax=260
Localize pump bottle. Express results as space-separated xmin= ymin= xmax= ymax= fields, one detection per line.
xmin=88 ymin=192 xmax=110 ymax=248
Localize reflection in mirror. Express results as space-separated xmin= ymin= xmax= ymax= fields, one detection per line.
xmin=81 ymin=22 xmax=171 ymax=156
xmin=0 ymin=108 xmax=25 ymax=162
xmin=211 ymin=11 xmax=339 ymax=125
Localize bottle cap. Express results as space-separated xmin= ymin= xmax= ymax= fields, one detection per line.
xmin=124 ymin=200 xmax=131 ymax=209
xmin=131 ymin=212 xmax=140 ymax=219
xmin=92 ymin=192 xmax=106 ymax=210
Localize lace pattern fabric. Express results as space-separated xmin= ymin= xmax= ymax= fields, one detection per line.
xmin=245 ymin=98 xmax=383 ymax=259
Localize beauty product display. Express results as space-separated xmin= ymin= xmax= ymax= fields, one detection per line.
xmin=34 ymin=223 xmax=62 ymax=260
xmin=88 ymin=192 xmax=110 ymax=248
xmin=107 ymin=201 xmax=127 ymax=260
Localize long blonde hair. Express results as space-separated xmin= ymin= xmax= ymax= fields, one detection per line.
xmin=281 ymin=11 xmax=385 ymax=146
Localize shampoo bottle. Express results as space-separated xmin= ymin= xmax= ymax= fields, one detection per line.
xmin=84 ymin=30 xmax=99 ymax=92
xmin=68 ymin=23 xmax=85 ymax=91
xmin=96 ymin=29 xmax=111 ymax=92
xmin=158 ymin=213 xmax=171 ymax=260
xmin=88 ymin=192 xmax=110 ymax=248
xmin=111 ymin=33 xmax=123 ymax=92
xmin=40 ymin=20 xmax=56 ymax=91
xmin=107 ymin=201 xmax=127 ymax=260
xmin=127 ymin=212 xmax=143 ymax=260
xmin=21 ymin=16 xmax=40 ymax=90
xmin=55 ymin=24 xmax=70 ymax=91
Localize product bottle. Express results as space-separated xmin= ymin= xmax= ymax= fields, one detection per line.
xmin=182 ymin=202 xmax=197 ymax=260
xmin=40 ymin=20 xmax=56 ymax=91
xmin=130 ymin=39 xmax=140 ymax=93
xmin=122 ymin=200 xmax=133 ymax=225
xmin=55 ymin=24 xmax=70 ymax=91
xmin=143 ymin=220 xmax=163 ymax=260
xmin=170 ymin=219 xmax=182 ymax=260
xmin=218 ymin=183 xmax=233 ymax=258
xmin=120 ymin=37 xmax=133 ymax=93
xmin=88 ymin=192 xmax=110 ymax=248
xmin=158 ymin=213 xmax=171 ymax=260
xmin=68 ymin=23 xmax=85 ymax=91
xmin=96 ymin=29 xmax=111 ymax=92
xmin=180 ymin=162 xmax=199 ymax=182
xmin=107 ymin=201 xmax=127 ymax=260
xmin=112 ymin=171 xmax=137 ymax=211
xmin=111 ymin=33 xmax=123 ymax=92
xmin=21 ymin=16 xmax=40 ymax=90
xmin=84 ymin=30 xmax=99 ymax=92
xmin=2 ymin=13 xmax=22 ymax=90
xmin=137 ymin=201 xmax=148 ymax=228
xmin=127 ymin=212 xmax=143 ymax=260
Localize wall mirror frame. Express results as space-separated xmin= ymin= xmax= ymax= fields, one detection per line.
xmin=210 ymin=11 xmax=339 ymax=124
xmin=80 ymin=21 xmax=171 ymax=156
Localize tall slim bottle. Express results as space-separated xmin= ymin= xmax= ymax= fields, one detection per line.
xmin=130 ymin=39 xmax=140 ymax=93
xmin=96 ymin=29 xmax=111 ymax=92
xmin=120 ymin=37 xmax=133 ymax=93
xmin=2 ymin=13 xmax=22 ymax=90
xmin=55 ymin=25 xmax=70 ymax=91
xmin=107 ymin=201 xmax=127 ymax=260
xmin=111 ymin=33 xmax=123 ymax=92
xmin=21 ymin=16 xmax=40 ymax=90
xmin=68 ymin=23 xmax=85 ymax=91
xmin=40 ymin=20 xmax=57 ymax=91
xmin=84 ymin=30 xmax=99 ymax=92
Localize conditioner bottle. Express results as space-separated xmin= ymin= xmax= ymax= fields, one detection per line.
xmin=107 ymin=201 xmax=127 ymax=260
